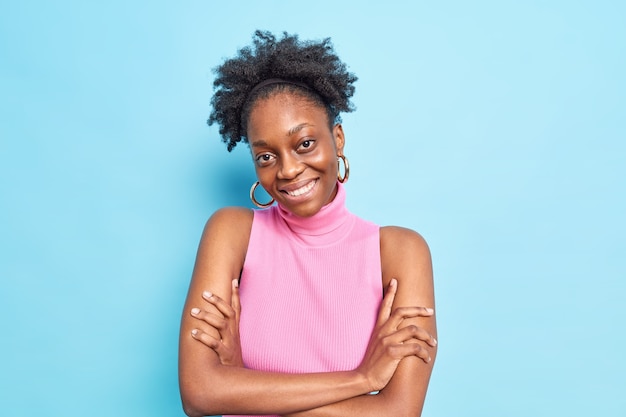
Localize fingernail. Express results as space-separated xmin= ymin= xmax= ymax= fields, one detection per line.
xmin=191 ymin=329 xmax=198 ymax=336
xmin=427 ymin=356 xmax=432 ymax=363
xmin=425 ymin=307 xmax=434 ymax=314
xmin=232 ymin=279 xmax=239 ymax=288
xmin=203 ymin=291 xmax=212 ymax=299
xmin=390 ymin=278 xmax=397 ymax=287
xmin=191 ymin=308 xmax=200 ymax=315
xmin=432 ymin=338 xmax=438 ymax=346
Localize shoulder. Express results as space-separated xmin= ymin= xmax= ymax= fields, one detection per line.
xmin=199 ymin=206 xmax=254 ymax=256
xmin=380 ymin=225 xmax=431 ymax=260
xmin=379 ymin=226 xmax=432 ymax=289
xmin=205 ymin=206 xmax=254 ymax=232
xmin=206 ymin=206 xmax=254 ymax=230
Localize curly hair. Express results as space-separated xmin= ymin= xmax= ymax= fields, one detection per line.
xmin=208 ymin=30 xmax=358 ymax=151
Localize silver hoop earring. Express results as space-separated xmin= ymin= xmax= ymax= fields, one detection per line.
xmin=250 ymin=181 xmax=274 ymax=208
xmin=337 ymin=155 xmax=350 ymax=183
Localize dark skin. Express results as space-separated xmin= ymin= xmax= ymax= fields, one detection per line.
xmin=179 ymin=92 xmax=437 ymax=417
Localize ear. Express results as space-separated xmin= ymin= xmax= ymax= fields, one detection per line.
xmin=333 ymin=124 xmax=345 ymax=155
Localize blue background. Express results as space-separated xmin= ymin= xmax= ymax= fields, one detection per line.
xmin=1 ymin=1 xmax=624 ymax=416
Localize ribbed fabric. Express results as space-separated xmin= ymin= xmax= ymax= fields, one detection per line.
xmin=229 ymin=183 xmax=382 ymax=417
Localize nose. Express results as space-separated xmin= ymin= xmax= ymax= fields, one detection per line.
xmin=277 ymin=153 xmax=304 ymax=180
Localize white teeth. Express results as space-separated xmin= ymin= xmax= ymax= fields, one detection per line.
xmin=286 ymin=181 xmax=315 ymax=197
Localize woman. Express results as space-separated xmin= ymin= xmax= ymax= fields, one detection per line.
xmin=179 ymin=31 xmax=437 ymax=417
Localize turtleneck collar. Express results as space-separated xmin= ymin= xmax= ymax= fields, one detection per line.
xmin=275 ymin=182 xmax=354 ymax=247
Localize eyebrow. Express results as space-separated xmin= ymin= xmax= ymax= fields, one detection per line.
xmin=250 ymin=123 xmax=314 ymax=148
xmin=288 ymin=123 xmax=314 ymax=136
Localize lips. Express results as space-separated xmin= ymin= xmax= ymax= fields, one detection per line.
xmin=280 ymin=179 xmax=317 ymax=197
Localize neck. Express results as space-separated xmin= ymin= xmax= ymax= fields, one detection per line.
xmin=275 ymin=182 xmax=353 ymax=246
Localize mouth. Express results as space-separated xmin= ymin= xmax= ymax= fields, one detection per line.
xmin=280 ymin=179 xmax=318 ymax=197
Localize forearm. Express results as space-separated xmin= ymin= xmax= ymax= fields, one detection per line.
xmin=284 ymin=392 xmax=384 ymax=417
xmin=284 ymin=390 xmax=413 ymax=417
xmin=284 ymin=357 xmax=434 ymax=417
xmin=181 ymin=363 xmax=371 ymax=417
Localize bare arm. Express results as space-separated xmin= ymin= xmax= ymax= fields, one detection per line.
xmin=178 ymin=210 xmax=433 ymax=417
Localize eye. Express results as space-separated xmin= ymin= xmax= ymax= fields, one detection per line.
xmin=255 ymin=153 xmax=275 ymax=167
xmin=298 ymin=139 xmax=315 ymax=151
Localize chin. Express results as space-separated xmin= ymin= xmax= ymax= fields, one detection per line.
xmin=284 ymin=202 xmax=320 ymax=218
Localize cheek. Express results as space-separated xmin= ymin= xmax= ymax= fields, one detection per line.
xmin=258 ymin=171 xmax=273 ymax=184
xmin=321 ymin=152 xmax=338 ymax=173
xmin=254 ymin=166 xmax=274 ymax=187
xmin=304 ymin=154 xmax=333 ymax=176
xmin=311 ymin=145 xmax=337 ymax=170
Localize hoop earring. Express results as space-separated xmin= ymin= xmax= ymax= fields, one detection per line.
xmin=250 ymin=181 xmax=274 ymax=208
xmin=337 ymin=155 xmax=350 ymax=183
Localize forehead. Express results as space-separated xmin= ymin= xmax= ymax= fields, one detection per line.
xmin=247 ymin=93 xmax=329 ymax=139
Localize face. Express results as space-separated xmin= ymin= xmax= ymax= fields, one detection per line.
xmin=246 ymin=93 xmax=345 ymax=217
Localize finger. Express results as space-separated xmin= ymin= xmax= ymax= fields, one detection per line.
xmin=231 ymin=279 xmax=241 ymax=320
xmin=388 ymin=342 xmax=432 ymax=364
xmin=191 ymin=307 xmax=227 ymax=331
xmin=376 ymin=278 xmax=397 ymax=327
xmin=389 ymin=324 xmax=438 ymax=348
xmin=382 ymin=306 xmax=435 ymax=330
xmin=191 ymin=328 xmax=221 ymax=350
xmin=202 ymin=290 xmax=236 ymax=319
xmin=392 ymin=306 xmax=434 ymax=318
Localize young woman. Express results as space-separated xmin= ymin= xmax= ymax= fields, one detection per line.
xmin=179 ymin=31 xmax=437 ymax=417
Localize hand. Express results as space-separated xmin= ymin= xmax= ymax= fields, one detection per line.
xmin=355 ymin=278 xmax=437 ymax=392
xmin=190 ymin=279 xmax=244 ymax=367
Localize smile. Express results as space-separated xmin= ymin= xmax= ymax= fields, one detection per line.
xmin=282 ymin=179 xmax=317 ymax=197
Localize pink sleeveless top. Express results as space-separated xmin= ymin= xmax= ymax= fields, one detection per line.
xmin=231 ymin=183 xmax=382 ymax=417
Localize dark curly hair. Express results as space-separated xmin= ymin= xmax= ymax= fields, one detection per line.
xmin=208 ymin=30 xmax=358 ymax=151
